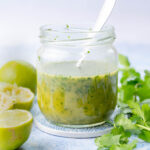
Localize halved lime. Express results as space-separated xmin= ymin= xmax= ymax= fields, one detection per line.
xmin=0 ymin=109 xmax=33 ymax=150
xmin=0 ymin=92 xmax=15 ymax=111
xmin=0 ymin=82 xmax=34 ymax=110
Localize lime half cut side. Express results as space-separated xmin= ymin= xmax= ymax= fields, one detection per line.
xmin=0 ymin=82 xmax=35 ymax=110
xmin=0 ymin=92 xmax=15 ymax=111
xmin=0 ymin=109 xmax=33 ymax=150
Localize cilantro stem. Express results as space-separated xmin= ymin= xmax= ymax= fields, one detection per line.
xmin=136 ymin=124 xmax=150 ymax=131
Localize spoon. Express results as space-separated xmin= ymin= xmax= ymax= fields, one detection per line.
xmin=76 ymin=0 xmax=117 ymax=67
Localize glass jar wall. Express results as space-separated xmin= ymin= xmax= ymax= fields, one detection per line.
xmin=37 ymin=25 xmax=118 ymax=128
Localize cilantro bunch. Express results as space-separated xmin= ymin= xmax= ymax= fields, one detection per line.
xmin=95 ymin=54 xmax=150 ymax=150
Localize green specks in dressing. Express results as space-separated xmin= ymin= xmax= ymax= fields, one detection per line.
xmin=37 ymin=71 xmax=118 ymax=125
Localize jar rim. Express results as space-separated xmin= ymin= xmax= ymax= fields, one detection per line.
xmin=40 ymin=24 xmax=116 ymax=45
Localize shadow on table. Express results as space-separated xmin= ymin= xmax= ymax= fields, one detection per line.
xmin=17 ymin=145 xmax=54 ymax=150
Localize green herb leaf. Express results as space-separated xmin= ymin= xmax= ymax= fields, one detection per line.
xmin=118 ymin=54 xmax=130 ymax=67
xmin=111 ymin=126 xmax=131 ymax=144
xmin=114 ymin=114 xmax=136 ymax=131
xmin=95 ymin=54 xmax=150 ymax=149
xmin=136 ymin=71 xmax=150 ymax=101
xmin=138 ymin=130 xmax=150 ymax=142
xmin=129 ymin=102 xmax=145 ymax=120
xmin=110 ymin=140 xmax=137 ymax=150
xmin=120 ymin=68 xmax=141 ymax=85
xmin=95 ymin=134 xmax=121 ymax=148
xmin=142 ymin=104 xmax=150 ymax=124
xmin=119 ymin=84 xmax=136 ymax=103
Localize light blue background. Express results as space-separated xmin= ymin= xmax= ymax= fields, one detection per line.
xmin=0 ymin=0 xmax=150 ymax=66
xmin=0 ymin=0 xmax=150 ymax=45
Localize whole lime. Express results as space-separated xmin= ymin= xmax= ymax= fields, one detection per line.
xmin=0 ymin=61 xmax=36 ymax=93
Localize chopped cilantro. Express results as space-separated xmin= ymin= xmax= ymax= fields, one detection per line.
xmin=38 ymin=56 xmax=41 ymax=61
xmin=119 ymin=54 xmax=130 ymax=67
xmin=66 ymin=24 xmax=69 ymax=29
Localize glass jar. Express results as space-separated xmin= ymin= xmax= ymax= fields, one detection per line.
xmin=37 ymin=24 xmax=118 ymax=128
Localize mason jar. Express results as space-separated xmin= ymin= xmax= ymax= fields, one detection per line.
xmin=37 ymin=24 xmax=118 ymax=128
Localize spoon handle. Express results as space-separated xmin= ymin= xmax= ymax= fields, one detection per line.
xmin=76 ymin=0 xmax=117 ymax=68
xmin=94 ymin=0 xmax=117 ymax=31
